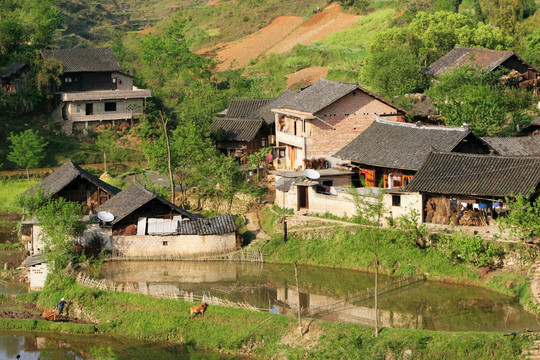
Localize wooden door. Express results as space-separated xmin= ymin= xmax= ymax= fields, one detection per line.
xmin=298 ymin=186 xmax=309 ymax=209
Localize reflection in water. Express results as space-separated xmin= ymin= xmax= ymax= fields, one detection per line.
xmin=0 ymin=329 xmax=243 ymax=360
xmin=99 ymin=261 xmax=540 ymax=332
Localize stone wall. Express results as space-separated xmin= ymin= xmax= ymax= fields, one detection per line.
xmin=112 ymin=233 xmax=237 ymax=257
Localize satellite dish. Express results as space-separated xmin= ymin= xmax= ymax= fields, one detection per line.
xmin=304 ymin=169 xmax=320 ymax=180
xmin=275 ymin=178 xmax=293 ymax=192
xmin=97 ymin=211 xmax=114 ymax=223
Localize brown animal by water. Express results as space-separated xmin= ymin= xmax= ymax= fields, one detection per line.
xmin=42 ymin=310 xmax=57 ymax=321
xmin=190 ymin=303 xmax=207 ymax=318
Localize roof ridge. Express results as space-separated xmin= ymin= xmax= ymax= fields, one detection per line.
xmin=374 ymin=116 xmax=468 ymax=131
xmin=430 ymin=149 xmax=540 ymax=160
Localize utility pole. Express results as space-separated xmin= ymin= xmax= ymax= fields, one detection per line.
xmin=294 ymin=262 xmax=302 ymax=336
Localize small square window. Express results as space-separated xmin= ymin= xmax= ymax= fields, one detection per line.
xmin=105 ymin=102 xmax=117 ymax=112
xmin=392 ymin=195 xmax=401 ymax=207
xmin=162 ymin=241 xmax=168 ymax=246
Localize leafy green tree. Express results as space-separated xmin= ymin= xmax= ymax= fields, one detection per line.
xmin=8 ymin=129 xmax=48 ymax=180
xmin=426 ymin=66 xmax=533 ymax=136
xmin=480 ymin=0 xmax=536 ymax=33
xmin=35 ymin=58 xmax=63 ymax=101
xmin=35 ymin=197 xmax=85 ymax=272
xmin=499 ymin=192 xmax=540 ymax=240
xmin=95 ymin=128 xmax=118 ymax=174
xmin=361 ymin=46 xmax=427 ymax=96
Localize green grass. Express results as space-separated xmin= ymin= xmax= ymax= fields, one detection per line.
xmin=0 ymin=273 xmax=529 ymax=359
xmin=0 ymin=179 xmax=37 ymax=213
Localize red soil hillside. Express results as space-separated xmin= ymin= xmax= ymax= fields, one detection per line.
xmin=200 ymin=3 xmax=361 ymax=72
xmin=285 ymin=66 xmax=329 ymax=89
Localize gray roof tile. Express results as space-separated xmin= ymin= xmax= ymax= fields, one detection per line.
xmin=41 ymin=48 xmax=122 ymax=73
xmin=26 ymin=161 xmax=121 ymax=197
xmin=177 ymin=214 xmax=236 ymax=235
xmin=210 ymin=118 xmax=266 ymax=142
xmin=96 ymin=182 xmax=197 ymax=225
xmin=226 ymin=98 xmax=273 ymax=118
xmin=334 ymin=118 xmax=471 ymax=170
xmin=481 ymin=136 xmax=540 ymax=156
xmin=406 ymin=151 xmax=540 ymax=197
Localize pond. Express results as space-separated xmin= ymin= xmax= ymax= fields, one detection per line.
xmin=98 ymin=261 xmax=540 ymax=333
xmin=0 ymin=329 xmax=246 ymax=359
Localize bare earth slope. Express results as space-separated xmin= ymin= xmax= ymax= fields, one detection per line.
xmin=201 ymin=3 xmax=361 ymax=72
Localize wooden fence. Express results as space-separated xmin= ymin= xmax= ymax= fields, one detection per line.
xmin=304 ymin=274 xmax=426 ymax=317
xmin=74 ymin=272 xmax=269 ymax=312
xmin=106 ymin=248 xmax=264 ymax=263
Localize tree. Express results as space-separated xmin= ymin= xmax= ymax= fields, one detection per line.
xmin=35 ymin=197 xmax=85 ymax=272
xmin=480 ymin=0 xmax=536 ymax=33
xmin=8 ymin=129 xmax=48 ymax=180
xmin=426 ymin=66 xmax=533 ymax=136
xmin=360 ymin=46 xmax=427 ymax=97
xmin=35 ymin=58 xmax=63 ymax=101
xmin=95 ymin=128 xmax=117 ymax=174
xmin=499 ymin=192 xmax=540 ymax=241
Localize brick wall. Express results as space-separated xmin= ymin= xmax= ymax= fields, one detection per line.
xmin=112 ymin=233 xmax=237 ymax=257
xmin=309 ymin=91 xmax=402 ymax=165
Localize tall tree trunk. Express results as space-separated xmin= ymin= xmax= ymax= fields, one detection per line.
xmin=159 ymin=112 xmax=175 ymax=204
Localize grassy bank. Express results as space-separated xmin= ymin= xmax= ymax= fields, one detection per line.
xmin=0 ymin=179 xmax=37 ymax=213
xmin=257 ymin=206 xmax=534 ymax=311
xmin=0 ymin=275 xmax=531 ymax=359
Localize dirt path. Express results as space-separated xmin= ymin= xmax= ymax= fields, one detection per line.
xmin=285 ymin=66 xmax=329 ymax=89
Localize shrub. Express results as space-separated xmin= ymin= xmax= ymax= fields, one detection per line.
xmin=438 ymin=232 xmax=505 ymax=267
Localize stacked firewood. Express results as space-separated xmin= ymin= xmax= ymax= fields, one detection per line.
xmin=459 ymin=210 xmax=488 ymax=226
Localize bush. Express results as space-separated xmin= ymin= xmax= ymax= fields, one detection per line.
xmin=438 ymin=232 xmax=505 ymax=267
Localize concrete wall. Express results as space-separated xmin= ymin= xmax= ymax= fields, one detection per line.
xmin=111 ymin=72 xmax=133 ymax=90
xmin=29 ymin=263 xmax=48 ymax=291
xmin=64 ymin=98 xmax=145 ymax=122
xmin=112 ymin=233 xmax=237 ymax=257
xmin=276 ymin=184 xmax=423 ymax=224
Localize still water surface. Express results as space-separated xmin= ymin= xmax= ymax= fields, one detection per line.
xmin=0 ymin=329 xmax=244 ymax=359
xmin=99 ymin=261 xmax=540 ymax=332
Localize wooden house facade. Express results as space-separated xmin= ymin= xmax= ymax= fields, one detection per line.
xmin=406 ymin=151 xmax=540 ymax=226
xmin=0 ymin=62 xmax=29 ymax=92
xmin=41 ymin=48 xmax=151 ymax=134
xmin=334 ymin=117 xmax=490 ymax=188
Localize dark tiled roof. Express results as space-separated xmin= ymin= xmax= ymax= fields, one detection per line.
xmin=96 ymin=182 xmax=197 ymax=225
xmin=41 ymin=48 xmax=122 ymax=73
xmin=257 ymin=90 xmax=298 ymax=124
xmin=26 ymin=161 xmax=121 ymax=197
xmin=210 ymin=118 xmax=266 ymax=142
xmin=518 ymin=116 xmax=540 ymax=135
xmin=21 ymin=254 xmax=44 ymax=267
xmin=0 ymin=62 xmax=28 ymax=78
xmin=424 ymin=46 xmax=515 ymax=76
xmin=406 ymin=151 xmax=540 ymax=197
xmin=334 ymin=117 xmax=471 ymax=170
xmin=178 ymin=214 xmax=236 ymax=235
xmin=277 ymin=78 xmax=407 ymax=115
xmin=481 ymin=136 xmax=540 ymax=156
xmin=226 ymin=98 xmax=273 ymax=118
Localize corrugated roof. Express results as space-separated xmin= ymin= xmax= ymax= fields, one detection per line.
xmin=21 ymin=254 xmax=44 ymax=267
xmin=277 ymin=78 xmax=406 ymax=115
xmin=424 ymin=46 xmax=516 ymax=76
xmin=482 ymin=136 xmax=540 ymax=156
xmin=96 ymin=182 xmax=197 ymax=225
xmin=406 ymin=151 xmax=540 ymax=197
xmin=41 ymin=48 xmax=122 ymax=73
xmin=177 ymin=214 xmax=236 ymax=235
xmin=209 ymin=118 xmax=266 ymax=142
xmin=226 ymin=98 xmax=273 ymax=118
xmin=0 ymin=62 xmax=28 ymax=78
xmin=334 ymin=117 xmax=471 ymax=170
xmin=25 ymin=161 xmax=121 ymax=197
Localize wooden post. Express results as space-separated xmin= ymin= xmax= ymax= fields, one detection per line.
xmin=375 ymin=252 xmax=379 ymax=337
xmin=294 ymin=262 xmax=302 ymax=336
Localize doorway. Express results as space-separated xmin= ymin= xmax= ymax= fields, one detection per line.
xmin=298 ymin=186 xmax=309 ymax=209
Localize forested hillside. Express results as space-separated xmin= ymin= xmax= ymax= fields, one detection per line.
xmin=0 ymin=0 xmax=539 ymax=171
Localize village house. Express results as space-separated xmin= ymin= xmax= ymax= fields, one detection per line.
xmin=95 ymin=182 xmax=237 ymax=257
xmin=0 ymin=62 xmax=29 ymax=92
xmin=482 ymin=136 xmax=540 ymax=156
xmin=334 ymin=117 xmax=490 ymax=188
xmin=21 ymin=161 xmax=121 ymax=254
xmin=210 ymin=91 xmax=297 ymax=157
xmin=271 ymin=78 xmax=408 ymax=171
xmin=41 ymin=48 xmax=151 ymax=134
xmin=518 ymin=116 xmax=540 ymax=136
xmin=405 ymin=151 xmax=540 ymax=226
xmin=424 ymin=46 xmax=539 ymax=94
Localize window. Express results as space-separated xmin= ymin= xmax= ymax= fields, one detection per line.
xmin=85 ymin=103 xmax=93 ymax=115
xmin=392 ymin=195 xmax=401 ymax=207
xmin=105 ymin=102 xmax=117 ymax=112
xmin=64 ymin=77 xmax=72 ymax=83
xmin=162 ymin=241 xmax=168 ymax=246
